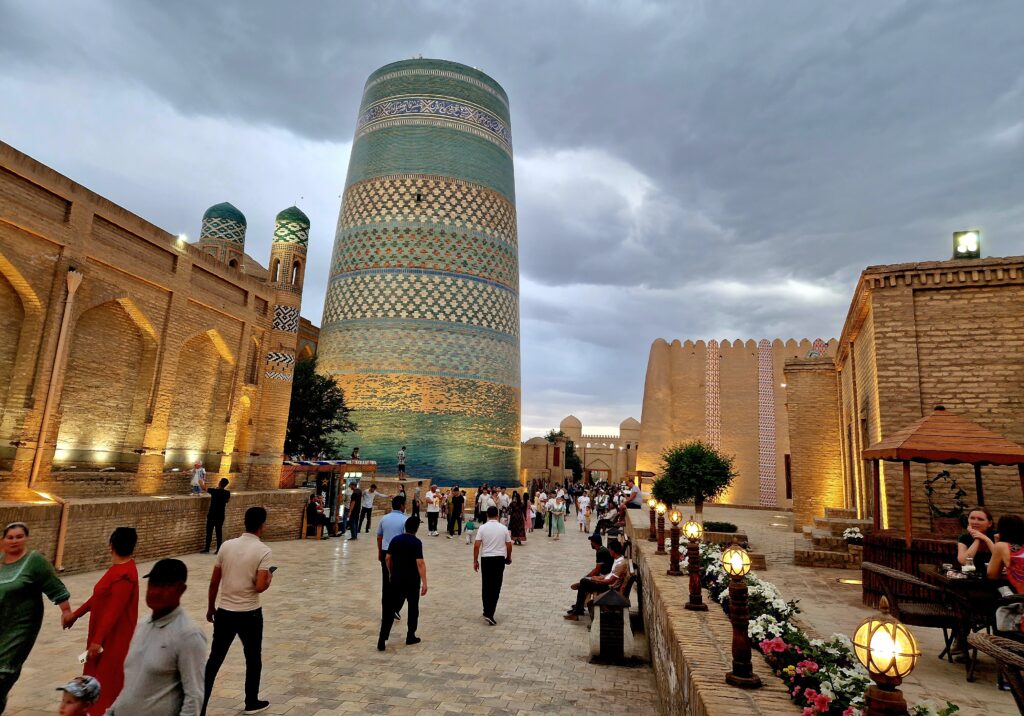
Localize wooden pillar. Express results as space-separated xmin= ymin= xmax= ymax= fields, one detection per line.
xmin=902 ymin=460 xmax=912 ymax=548
xmin=1018 ymin=464 xmax=1024 ymax=501
xmin=872 ymin=460 xmax=881 ymax=531
xmin=973 ymin=464 xmax=984 ymax=506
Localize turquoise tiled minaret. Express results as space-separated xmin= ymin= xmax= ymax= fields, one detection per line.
xmin=319 ymin=58 xmax=521 ymax=486
xmin=198 ymin=202 xmax=247 ymax=267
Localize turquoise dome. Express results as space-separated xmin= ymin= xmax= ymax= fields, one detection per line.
xmin=275 ymin=205 xmax=310 ymax=225
xmin=202 ymin=202 xmax=247 ymax=226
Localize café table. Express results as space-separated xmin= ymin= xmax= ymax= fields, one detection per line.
xmin=919 ymin=563 xmax=1003 ymax=681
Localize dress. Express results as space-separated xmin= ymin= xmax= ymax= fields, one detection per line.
xmin=551 ymin=503 xmax=567 ymax=535
xmin=72 ymin=560 xmax=139 ymax=715
xmin=509 ymin=502 xmax=527 ymax=542
xmin=0 ymin=550 xmax=70 ymax=711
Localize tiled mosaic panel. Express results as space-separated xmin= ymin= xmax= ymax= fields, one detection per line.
xmin=363 ymin=65 xmax=510 ymax=116
xmin=273 ymin=219 xmax=310 ymax=247
xmin=273 ymin=305 xmax=300 ymax=333
xmin=318 ymin=321 xmax=519 ymax=386
xmin=757 ymin=339 xmax=777 ymax=507
xmin=357 ymin=97 xmax=512 ymax=154
xmin=200 ymin=216 xmax=246 ymax=244
xmin=705 ymin=340 xmax=721 ymax=449
xmin=332 ymin=224 xmax=518 ymax=289
xmin=322 ymin=271 xmax=519 ymax=338
xmin=335 ymin=373 xmax=519 ymax=419
xmin=341 ymin=176 xmax=517 ymax=246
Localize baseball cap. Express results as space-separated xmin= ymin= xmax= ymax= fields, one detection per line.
xmin=57 ymin=676 xmax=100 ymax=703
xmin=143 ymin=558 xmax=188 ymax=584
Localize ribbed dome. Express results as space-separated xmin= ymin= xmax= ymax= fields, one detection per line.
xmin=202 ymin=202 xmax=246 ymax=226
xmin=275 ymin=205 xmax=309 ymax=225
xmin=560 ymin=415 xmax=582 ymax=429
xmin=619 ymin=417 xmax=641 ymax=429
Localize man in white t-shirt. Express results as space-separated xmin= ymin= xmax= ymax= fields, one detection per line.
xmin=626 ymin=479 xmax=643 ymax=509
xmin=473 ymin=506 xmax=512 ymax=625
xmin=203 ymin=506 xmax=274 ymax=714
xmin=424 ymin=487 xmax=440 ymax=536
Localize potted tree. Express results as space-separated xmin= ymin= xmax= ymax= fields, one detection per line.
xmin=652 ymin=440 xmax=736 ymax=523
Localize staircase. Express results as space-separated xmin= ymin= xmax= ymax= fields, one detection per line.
xmin=793 ymin=507 xmax=872 ymax=570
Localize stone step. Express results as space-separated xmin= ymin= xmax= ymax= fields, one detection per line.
xmin=825 ymin=507 xmax=858 ymax=519
xmin=810 ymin=529 xmax=849 ymax=551
xmin=812 ymin=516 xmax=873 ymax=536
xmin=794 ymin=544 xmax=863 ymax=570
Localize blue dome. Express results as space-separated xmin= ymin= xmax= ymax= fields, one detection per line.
xmin=275 ymin=205 xmax=309 ymax=225
xmin=202 ymin=202 xmax=247 ymax=226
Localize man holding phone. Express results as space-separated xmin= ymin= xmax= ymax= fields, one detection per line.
xmin=201 ymin=506 xmax=274 ymax=715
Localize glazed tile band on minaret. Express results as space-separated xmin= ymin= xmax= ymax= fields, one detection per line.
xmin=318 ymin=58 xmax=521 ymax=486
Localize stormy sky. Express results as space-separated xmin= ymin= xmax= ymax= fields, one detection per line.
xmin=2 ymin=1 xmax=1022 ymax=437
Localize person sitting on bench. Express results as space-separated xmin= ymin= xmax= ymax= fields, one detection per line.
xmin=564 ymin=538 xmax=627 ymax=620
xmin=306 ymin=494 xmax=332 ymax=539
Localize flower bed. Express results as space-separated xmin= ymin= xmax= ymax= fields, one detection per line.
xmin=696 ymin=542 xmax=959 ymax=716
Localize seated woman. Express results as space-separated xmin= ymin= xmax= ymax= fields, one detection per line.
xmin=987 ymin=514 xmax=1024 ymax=634
xmin=958 ymin=506 xmax=996 ymax=572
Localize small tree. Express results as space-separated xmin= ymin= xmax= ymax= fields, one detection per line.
xmin=284 ymin=357 xmax=356 ymax=458
xmin=653 ymin=440 xmax=736 ymax=520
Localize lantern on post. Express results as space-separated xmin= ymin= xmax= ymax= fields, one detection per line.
xmin=683 ymin=517 xmax=707 ymax=611
xmin=667 ymin=510 xmax=683 ymax=575
xmin=647 ymin=497 xmax=657 ymax=541
xmin=722 ymin=545 xmax=761 ymax=689
xmin=852 ymin=617 xmax=919 ymax=716
xmin=655 ymin=502 xmax=667 ymax=555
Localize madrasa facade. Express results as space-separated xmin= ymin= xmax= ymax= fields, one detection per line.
xmin=318 ymin=58 xmax=522 ymax=487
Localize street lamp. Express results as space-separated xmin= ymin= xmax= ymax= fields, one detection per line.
xmin=655 ymin=502 xmax=667 ymax=555
xmin=722 ymin=545 xmax=761 ymax=689
xmin=647 ymin=497 xmax=657 ymax=541
xmin=853 ymin=617 xmax=919 ymax=716
xmin=952 ymin=230 xmax=981 ymax=260
xmin=683 ymin=518 xmax=707 ymax=611
xmin=667 ymin=510 xmax=683 ymax=575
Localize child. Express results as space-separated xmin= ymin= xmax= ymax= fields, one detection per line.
xmin=57 ymin=676 xmax=100 ymax=716
xmin=584 ymin=505 xmax=592 ymax=533
xmin=464 ymin=516 xmax=478 ymax=544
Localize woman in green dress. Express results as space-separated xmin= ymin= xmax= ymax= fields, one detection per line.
xmin=550 ymin=496 xmax=568 ymax=540
xmin=1 ymin=522 xmax=72 ymax=712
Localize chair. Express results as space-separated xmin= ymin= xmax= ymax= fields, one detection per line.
xmin=862 ymin=562 xmax=960 ymax=662
xmin=968 ymin=633 xmax=1024 ymax=714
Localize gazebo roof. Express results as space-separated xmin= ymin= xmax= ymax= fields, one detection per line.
xmin=862 ymin=405 xmax=1024 ymax=466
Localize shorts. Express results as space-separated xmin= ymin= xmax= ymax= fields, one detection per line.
xmin=398 ymin=464 xmax=406 ymax=471
xmin=191 ymin=485 xmax=201 ymax=495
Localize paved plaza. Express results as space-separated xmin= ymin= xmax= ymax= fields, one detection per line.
xmin=6 ymin=519 xmax=661 ymax=716
xmin=702 ymin=506 xmax=1014 ymax=716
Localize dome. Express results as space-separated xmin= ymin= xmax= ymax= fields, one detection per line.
xmin=619 ymin=417 xmax=641 ymax=429
xmin=275 ymin=205 xmax=310 ymax=225
xmin=525 ymin=436 xmax=547 ymax=445
xmin=559 ymin=415 xmax=582 ymax=429
xmin=202 ymin=202 xmax=246 ymax=226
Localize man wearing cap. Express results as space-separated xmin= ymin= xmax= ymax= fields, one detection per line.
xmin=56 ymin=675 xmax=99 ymax=716
xmin=107 ymin=558 xmax=206 ymax=716
xmin=202 ymin=506 xmax=273 ymax=715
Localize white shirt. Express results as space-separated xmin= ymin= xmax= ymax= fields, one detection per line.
xmin=361 ymin=490 xmax=379 ymax=509
xmin=425 ymin=490 xmax=440 ymax=512
xmin=479 ymin=494 xmax=495 ymax=513
xmin=397 ymin=449 xmax=406 ymax=464
xmin=190 ymin=467 xmax=206 ymax=487
xmin=578 ymin=495 xmax=591 ymax=511
xmin=498 ymin=493 xmax=510 ymax=508
xmin=215 ymin=532 xmax=272 ymax=612
xmin=607 ymin=556 xmax=628 ymax=588
xmin=475 ymin=519 xmax=512 ymax=557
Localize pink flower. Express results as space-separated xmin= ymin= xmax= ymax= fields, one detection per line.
xmin=843 ymin=708 xmax=857 ymax=716
xmin=803 ymin=708 xmax=814 ymax=716
xmin=797 ymin=659 xmax=820 ymax=674
xmin=792 ymin=686 xmax=802 ymax=696
xmin=803 ymin=688 xmax=818 ymax=701
xmin=814 ymin=694 xmax=832 ymax=712
xmin=758 ymin=636 xmax=788 ymax=654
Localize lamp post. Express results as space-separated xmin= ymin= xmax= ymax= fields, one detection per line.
xmin=723 ymin=545 xmax=761 ymax=689
xmin=683 ymin=518 xmax=707 ymax=611
xmin=853 ymin=617 xmax=919 ymax=716
xmin=647 ymin=497 xmax=657 ymax=541
xmin=667 ymin=510 xmax=683 ymax=575
xmin=655 ymin=502 xmax=667 ymax=555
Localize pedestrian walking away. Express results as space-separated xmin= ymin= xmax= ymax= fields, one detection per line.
xmin=376 ymin=495 xmax=408 ymax=650
xmin=473 ymin=506 xmax=512 ymax=625
xmin=447 ymin=487 xmax=465 ymax=538
xmin=202 ymin=506 xmax=274 ymax=715
xmin=203 ymin=478 xmax=231 ymax=552
xmin=379 ymin=516 xmax=427 ymax=650
xmin=348 ymin=482 xmax=363 ymax=540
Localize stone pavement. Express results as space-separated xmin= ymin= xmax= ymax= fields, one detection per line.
xmin=7 ymin=519 xmax=661 ymax=716
xmin=702 ymin=505 xmax=1014 ymax=716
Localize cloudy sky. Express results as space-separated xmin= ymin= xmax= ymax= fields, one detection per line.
xmin=2 ymin=1 xmax=1022 ymax=436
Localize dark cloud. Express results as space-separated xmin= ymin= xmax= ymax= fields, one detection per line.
xmin=2 ymin=0 xmax=1022 ymax=436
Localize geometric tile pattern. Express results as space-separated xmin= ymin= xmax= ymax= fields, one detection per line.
xmin=357 ymin=97 xmax=513 ymax=155
xmin=365 ymin=66 xmax=510 ymax=111
xmin=266 ymin=351 xmax=295 ymax=366
xmin=200 ymin=216 xmax=246 ymax=245
xmin=808 ymin=337 xmax=829 ymax=358
xmin=341 ymin=175 xmax=517 ymax=246
xmin=264 ymin=371 xmax=293 ymax=382
xmin=757 ymin=339 xmax=777 ymax=508
xmin=705 ymin=339 xmax=721 ymax=449
xmin=273 ymin=305 xmax=300 ymax=333
xmin=273 ymin=219 xmax=309 ymax=247
xmin=323 ymin=271 xmax=519 ymax=338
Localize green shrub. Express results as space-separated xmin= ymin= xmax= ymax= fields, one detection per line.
xmin=702 ymin=520 xmax=737 ymax=533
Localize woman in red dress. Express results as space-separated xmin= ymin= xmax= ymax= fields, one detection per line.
xmin=67 ymin=527 xmax=139 ymax=715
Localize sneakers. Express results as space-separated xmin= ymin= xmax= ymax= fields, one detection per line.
xmin=244 ymin=701 xmax=271 ymax=714
xmin=377 ymin=638 xmax=386 ymax=652
xmin=483 ymin=615 xmax=497 ymax=626
xmin=447 ymin=535 xmax=452 ymax=539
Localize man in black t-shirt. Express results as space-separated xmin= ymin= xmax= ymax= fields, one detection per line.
xmin=202 ymin=478 xmax=231 ymax=553
xmin=380 ymin=516 xmax=427 ymax=649
xmin=348 ymin=483 xmax=363 ymax=540
xmin=565 ymin=534 xmax=612 ymax=612
xmin=447 ymin=487 xmax=465 ymax=538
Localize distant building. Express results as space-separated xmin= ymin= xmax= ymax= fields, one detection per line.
xmin=297 ymin=317 xmax=319 ymax=361
xmin=522 ymin=415 xmax=641 ymax=484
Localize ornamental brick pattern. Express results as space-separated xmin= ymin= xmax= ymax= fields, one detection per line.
xmin=319 ymin=59 xmax=521 ymax=486
xmin=757 ymin=339 xmax=777 ymax=507
xmin=705 ymin=339 xmax=721 ymax=449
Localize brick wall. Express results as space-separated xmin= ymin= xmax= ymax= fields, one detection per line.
xmin=720 ymin=340 xmax=759 ymax=504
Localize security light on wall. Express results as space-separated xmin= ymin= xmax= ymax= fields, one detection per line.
xmin=952 ymin=230 xmax=981 ymax=259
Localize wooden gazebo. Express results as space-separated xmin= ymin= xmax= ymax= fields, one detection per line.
xmin=862 ymin=405 xmax=1024 ymax=547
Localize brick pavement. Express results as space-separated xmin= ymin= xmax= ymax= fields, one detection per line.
xmin=6 ymin=520 xmax=662 ymax=716
xmin=702 ymin=505 xmax=1014 ymax=716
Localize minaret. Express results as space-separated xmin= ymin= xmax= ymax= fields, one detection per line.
xmin=248 ymin=206 xmax=309 ymax=488
xmin=196 ymin=202 xmax=247 ymax=268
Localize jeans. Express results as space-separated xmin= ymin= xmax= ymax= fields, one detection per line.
xmin=202 ymin=608 xmax=263 ymax=712
xmin=426 ymin=511 xmax=439 ymax=533
xmin=205 ymin=515 xmax=224 ymax=551
xmin=447 ymin=513 xmax=462 ymax=536
xmin=480 ymin=556 xmax=506 ymax=619
xmin=348 ymin=506 xmax=362 ymax=538
xmin=572 ymin=578 xmax=610 ymax=614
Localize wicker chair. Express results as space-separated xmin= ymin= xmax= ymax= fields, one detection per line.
xmin=862 ymin=562 xmax=961 ymax=662
xmin=968 ymin=633 xmax=1024 ymax=714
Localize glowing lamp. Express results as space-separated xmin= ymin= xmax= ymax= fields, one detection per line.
xmin=655 ymin=501 xmax=667 ymax=515
xmin=722 ymin=545 xmax=751 ymax=577
xmin=682 ymin=518 xmax=703 ymax=541
xmin=647 ymin=497 xmax=657 ymax=509
xmin=669 ymin=510 xmax=682 ymax=526
xmin=853 ymin=617 xmax=919 ymax=684
xmin=952 ymin=230 xmax=981 ymax=259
